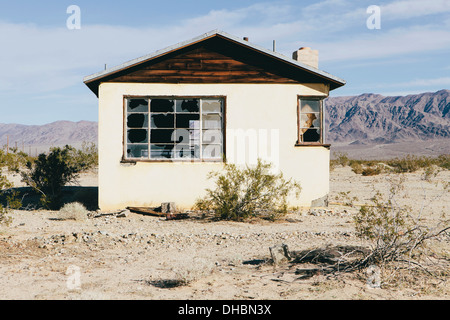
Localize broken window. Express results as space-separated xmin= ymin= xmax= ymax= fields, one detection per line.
xmin=125 ymin=97 xmax=223 ymax=160
xmin=297 ymin=97 xmax=323 ymax=144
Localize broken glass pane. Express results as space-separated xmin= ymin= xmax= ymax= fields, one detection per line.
xmin=300 ymin=113 xmax=320 ymax=129
xmin=302 ymin=128 xmax=321 ymax=142
xmin=127 ymin=99 xmax=148 ymax=113
xmin=127 ymin=113 xmax=148 ymax=128
xmin=176 ymin=113 xmax=200 ymax=128
xmin=127 ymin=129 xmax=148 ymax=143
xmin=173 ymin=144 xmax=200 ymax=159
xmin=150 ymin=129 xmax=175 ymax=143
xmin=176 ymin=99 xmax=199 ymax=113
xmin=150 ymin=144 xmax=174 ymax=158
xmin=202 ymin=100 xmax=221 ymax=113
xmin=127 ymin=144 xmax=148 ymax=158
xmin=301 ymin=100 xmax=320 ymax=113
xmin=151 ymin=113 xmax=174 ymax=128
xmin=172 ymin=129 xmax=186 ymax=145
xmin=150 ymin=99 xmax=174 ymax=112
xmin=312 ymin=117 xmax=320 ymax=128
xmin=202 ymin=114 xmax=222 ymax=129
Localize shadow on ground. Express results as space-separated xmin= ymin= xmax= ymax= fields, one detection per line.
xmin=0 ymin=186 xmax=98 ymax=211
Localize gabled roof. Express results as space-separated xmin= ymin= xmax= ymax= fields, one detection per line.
xmin=83 ymin=30 xmax=345 ymax=96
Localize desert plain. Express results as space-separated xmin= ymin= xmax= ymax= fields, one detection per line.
xmin=0 ymin=165 xmax=449 ymax=300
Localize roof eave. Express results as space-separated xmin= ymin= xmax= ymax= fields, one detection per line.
xmin=83 ymin=30 xmax=346 ymax=90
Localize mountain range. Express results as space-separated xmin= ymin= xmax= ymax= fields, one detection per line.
xmin=0 ymin=120 xmax=97 ymax=154
xmin=0 ymin=90 xmax=449 ymax=158
xmin=324 ymin=89 xmax=450 ymax=144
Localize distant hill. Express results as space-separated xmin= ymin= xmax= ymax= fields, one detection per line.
xmin=1 ymin=89 xmax=449 ymax=159
xmin=325 ymin=89 xmax=450 ymax=144
xmin=0 ymin=120 xmax=97 ymax=154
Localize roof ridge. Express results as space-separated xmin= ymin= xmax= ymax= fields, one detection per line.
xmin=83 ymin=30 xmax=345 ymax=94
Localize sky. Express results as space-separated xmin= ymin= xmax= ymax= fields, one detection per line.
xmin=0 ymin=0 xmax=449 ymax=125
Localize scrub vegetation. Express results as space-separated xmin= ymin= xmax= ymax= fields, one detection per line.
xmin=0 ymin=142 xmax=98 ymax=210
xmin=195 ymin=159 xmax=301 ymax=221
xmin=331 ymin=153 xmax=449 ymax=177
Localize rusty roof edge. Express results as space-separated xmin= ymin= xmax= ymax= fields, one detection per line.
xmin=214 ymin=31 xmax=346 ymax=86
xmin=83 ymin=29 xmax=346 ymax=86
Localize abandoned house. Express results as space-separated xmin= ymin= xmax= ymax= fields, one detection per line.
xmin=83 ymin=30 xmax=345 ymax=211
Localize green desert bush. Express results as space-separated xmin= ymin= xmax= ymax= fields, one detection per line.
xmin=0 ymin=169 xmax=13 ymax=226
xmin=0 ymin=149 xmax=35 ymax=173
xmin=21 ymin=145 xmax=82 ymax=209
xmin=70 ymin=142 xmax=98 ymax=172
xmin=195 ymin=159 xmax=301 ymax=221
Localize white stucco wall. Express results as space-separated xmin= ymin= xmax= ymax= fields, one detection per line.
xmin=98 ymin=82 xmax=330 ymax=211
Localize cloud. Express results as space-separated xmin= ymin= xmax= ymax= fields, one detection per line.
xmin=0 ymin=0 xmax=449 ymax=98
xmin=393 ymin=77 xmax=450 ymax=88
xmin=381 ymin=0 xmax=450 ymax=20
xmin=316 ymin=25 xmax=450 ymax=62
xmin=0 ymin=21 xmax=186 ymax=94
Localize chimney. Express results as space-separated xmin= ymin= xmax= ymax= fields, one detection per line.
xmin=292 ymin=47 xmax=319 ymax=68
xmin=243 ymin=37 xmax=249 ymax=41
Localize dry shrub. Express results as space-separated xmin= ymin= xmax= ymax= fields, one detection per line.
xmin=195 ymin=159 xmax=301 ymax=221
xmin=172 ymin=258 xmax=214 ymax=286
xmin=337 ymin=154 xmax=449 ymax=177
xmin=150 ymin=258 xmax=214 ymax=288
xmin=352 ymin=174 xmax=449 ymax=285
xmin=58 ymin=202 xmax=89 ymax=221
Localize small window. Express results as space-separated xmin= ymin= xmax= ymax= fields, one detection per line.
xmin=124 ymin=97 xmax=224 ymax=161
xmin=297 ymin=97 xmax=323 ymax=144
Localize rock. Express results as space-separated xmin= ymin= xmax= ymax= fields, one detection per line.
xmin=311 ymin=194 xmax=329 ymax=207
xmin=309 ymin=209 xmax=318 ymax=216
xmin=116 ymin=209 xmax=130 ymax=218
xmin=269 ymin=243 xmax=291 ymax=265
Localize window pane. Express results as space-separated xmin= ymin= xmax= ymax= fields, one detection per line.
xmin=300 ymin=113 xmax=320 ymax=129
xmin=301 ymin=100 xmax=320 ymax=113
xmin=176 ymin=99 xmax=199 ymax=113
xmin=172 ymin=129 xmax=192 ymax=144
xmin=202 ymin=145 xmax=222 ymax=159
xmin=127 ymin=99 xmax=148 ymax=112
xmin=150 ymin=144 xmax=173 ymax=158
xmin=127 ymin=129 xmax=148 ymax=143
xmin=127 ymin=144 xmax=148 ymax=158
xmin=189 ymin=129 xmax=200 ymax=139
xmin=150 ymin=99 xmax=174 ymax=112
xmin=174 ymin=144 xmax=200 ymax=159
xmin=202 ymin=129 xmax=222 ymax=144
xmin=176 ymin=113 xmax=200 ymax=128
xmin=150 ymin=129 xmax=175 ymax=143
xmin=202 ymin=114 xmax=222 ymax=129
xmin=202 ymin=100 xmax=221 ymax=113
xmin=127 ymin=113 xmax=148 ymax=128
xmin=151 ymin=113 xmax=174 ymax=128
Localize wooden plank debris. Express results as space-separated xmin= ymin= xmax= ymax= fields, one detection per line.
xmin=126 ymin=206 xmax=166 ymax=217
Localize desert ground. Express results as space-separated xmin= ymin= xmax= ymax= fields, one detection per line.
xmin=0 ymin=166 xmax=448 ymax=300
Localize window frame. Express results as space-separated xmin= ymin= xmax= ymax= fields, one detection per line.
xmin=122 ymin=95 xmax=226 ymax=163
xmin=296 ymin=95 xmax=329 ymax=147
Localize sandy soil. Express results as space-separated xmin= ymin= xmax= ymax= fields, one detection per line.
xmin=0 ymin=167 xmax=448 ymax=300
